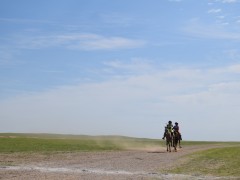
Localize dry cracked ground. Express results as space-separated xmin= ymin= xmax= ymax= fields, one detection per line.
xmin=0 ymin=145 xmax=236 ymax=180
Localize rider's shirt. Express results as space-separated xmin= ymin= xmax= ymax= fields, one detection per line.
xmin=173 ymin=125 xmax=179 ymax=132
xmin=166 ymin=124 xmax=173 ymax=133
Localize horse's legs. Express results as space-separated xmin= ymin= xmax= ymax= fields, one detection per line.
xmin=172 ymin=134 xmax=175 ymax=147
xmin=174 ymin=140 xmax=177 ymax=152
xmin=166 ymin=141 xmax=171 ymax=152
xmin=166 ymin=140 xmax=168 ymax=152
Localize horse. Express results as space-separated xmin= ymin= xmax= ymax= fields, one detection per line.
xmin=165 ymin=131 xmax=172 ymax=152
xmin=173 ymin=131 xmax=181 ymax=152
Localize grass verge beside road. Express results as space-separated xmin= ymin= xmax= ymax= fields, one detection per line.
xmin=168 ymin=146 xmax=240 ymax=177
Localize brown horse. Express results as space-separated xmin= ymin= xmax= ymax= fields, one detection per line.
xmin=165 ymin=131 xmax=172 ymax=152
xmin=173 ymin=131 xmax=181 ymax=152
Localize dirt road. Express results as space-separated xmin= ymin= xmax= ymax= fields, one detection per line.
xmin=0 ymin=145 xmax=231 ymax=179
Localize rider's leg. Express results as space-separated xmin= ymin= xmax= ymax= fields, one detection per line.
xmin=162 ymin=132 xmax=166 ymax=139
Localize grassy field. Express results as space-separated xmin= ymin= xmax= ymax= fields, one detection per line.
xmin=0 ymin=133 xmax=239 ymax=153
xmin=0 ymin=133 xmax=163 ymax=152
xmin=167 ymin=146 xmax=240 ymax=177
xmin=1 ymin=133 xmax=239 ymax=153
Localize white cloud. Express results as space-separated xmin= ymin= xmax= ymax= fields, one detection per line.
xmin=0 ymin=47 xmax=23 ymax=66
xmin=70 ymin=36 xmax=145 ymax=50
xmin=1 ymin=63 xmax=240 ymax=141
xmin=221 ymin=0 xmax=238 ymax=3
xmin=214 ymin=0 xmax=238 ymax=3
xmin=208 ymin=82 xmax=240 ymax=93
xmin=217 ymin=15 xmax=225 ymax=19
xmin=221 ymin=22 xmax=229 ymax=25
xmin=103 ymin=59 xmax=154 ymax=74
xmin=227 ymin=64 xmax=240 ymax=73
xmin=208 ymin=9 xmax=222 ymax=13
xmin=0 ymin=18 xmax=53 ymax=24
xmin=210 ymin=64 xmax=240 ymax=74
xmin=8 ymin=33 xmax=146 ymax=51
xmin=183 ymin=19 xmax=240 ymax=40
xmin=100 ymin=13 xmax=135 ymax=27
xmin=168 ymin=0 xmax=182 ymax=2
xmin=0 ymin=49 xmax=12 ymax=65
xmin=224 ymin=49 xmax=240 ymax=60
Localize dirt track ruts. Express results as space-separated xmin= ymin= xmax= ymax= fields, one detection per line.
xmin=0 ymin=145 xmax=233 ymax=180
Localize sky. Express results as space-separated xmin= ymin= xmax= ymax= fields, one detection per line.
xmin=0 ymin=0 xmax=240 ymax=141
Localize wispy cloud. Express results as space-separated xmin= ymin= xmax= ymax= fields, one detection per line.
xmin=224 ymin=49 xmax=240 ymax=60
xmin=0 ymin=48 xmax=12 ymax=65
xmin=0 ymin=17 xmax=145 ymax=51
xmin=0 ymin=47 xmax=22 ymax=66
xmin=221 ymin=0 xmax=238 ymax=3
xmin=0 ymin=17 xmax=53 ymax=24
xmin=103 ymin=59 xmax=154 ymax=75
xmin=8 ymin=33 xmax=146 ymax=51
xmin=70 ymin=35 xmax=145 ymax=50
xmin=208 ymin=8 xmax=222 ymax=13
xmin=217 ymin=15 xmax=225 ymax=19
xmin=99 ymin=13 xmax=135 ymax=27
xmin=183 ymin=19 xmax=240 ymax=40
xmin=213 ymin=0 xmax=238 ymax=3
xmin=168 ymin=0 xmax=182 ymax=2
xmin=225 ymin=64 xmax=240 ymax=73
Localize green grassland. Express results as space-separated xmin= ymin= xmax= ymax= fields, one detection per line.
xmin=167 ymin=146 xmax=240 ymax=177
xmin=0 ymin=133 xmax=239 ymax=153
xmin=0 ymin=133 xmax=163 ymax=152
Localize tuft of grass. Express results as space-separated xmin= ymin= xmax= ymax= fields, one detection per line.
xmin=168 ymin=146 xmax=240 ymax=177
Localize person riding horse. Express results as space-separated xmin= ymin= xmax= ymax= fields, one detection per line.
xmin=173 ymin=122 xmax=182 ymax=148
xmin=162 ymin=121 xmax=173 ymax=140
xmin=162 ymin=121 xmax=182 ymax=149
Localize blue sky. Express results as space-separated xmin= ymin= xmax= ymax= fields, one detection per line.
xmin=1 ymin=0 xmax=240 ymax=141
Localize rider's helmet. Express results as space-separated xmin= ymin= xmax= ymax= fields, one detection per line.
xmin=175 ymin=122 xmax=178 ymax=125
xmin=168 ymin=120 xmax=172 ymax=124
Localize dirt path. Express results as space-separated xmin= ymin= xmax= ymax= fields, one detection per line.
xmin=0 ymin=145 xmax=232 ymax=180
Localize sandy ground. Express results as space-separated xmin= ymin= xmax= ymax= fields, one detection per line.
xmin=0 ymin=145 xmax=235 ymax=180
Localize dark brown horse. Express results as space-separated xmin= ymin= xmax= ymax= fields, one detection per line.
xmin=173 ymin=131 xmax=181 ymax=152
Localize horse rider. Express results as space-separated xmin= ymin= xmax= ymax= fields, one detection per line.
xmin=162 ymin=120 xmax=173 ymax=139
xmin=162 ymin=126 xmax=168 ymax=140
xmin=173 ymin=122 xmax=179 ymax=132
xmin=173 ymin=122 xmax=182 ymax=140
